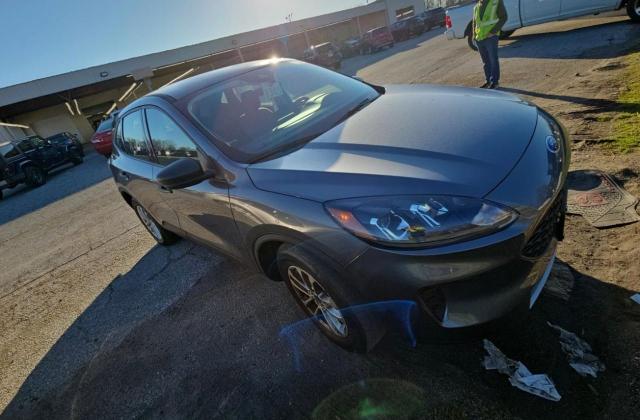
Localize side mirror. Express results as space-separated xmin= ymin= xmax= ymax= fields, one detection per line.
xmin=156 ymin=158 xmax=210 ymax=190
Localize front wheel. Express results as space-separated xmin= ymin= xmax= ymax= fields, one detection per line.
xmin=24 ymin=166 xmax=46 ymax=187
xmin=628 ymin=0 xmax=640 ymax=22
xmin=70 ymin=151 xmax=83 ymax=165
xmin=277 ymin=244 xmax=370 ymax=353
xmin=132 ymin=199 xmax=179 ymax=245
xmin=499 ymin=30 xmax=515 ymax=39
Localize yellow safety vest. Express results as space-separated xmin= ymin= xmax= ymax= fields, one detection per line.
xmin=474 ymin=0 xmax=501 ymax=41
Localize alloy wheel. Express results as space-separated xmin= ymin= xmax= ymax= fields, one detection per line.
xmin=136 ymin=205 xmax=162 ymax=241
xmin=287 ymin=265 xmax=348 ymax=338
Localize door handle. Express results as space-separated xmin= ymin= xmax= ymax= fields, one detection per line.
xmin=119 ymin=171 xmax=130 ymax=181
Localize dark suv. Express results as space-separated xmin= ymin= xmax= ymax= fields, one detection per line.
xmin=419 ymin=7 xmax=446 ymax=31
xmin=391 ymin=16 xmax=424 ymax=41
xmin=303 ymin=43 xmax=342 ymax=69
xmin=0 ymin=135 xmax=83 ymax=199
xmin=46 ymin=132 xmax=85 ymax=157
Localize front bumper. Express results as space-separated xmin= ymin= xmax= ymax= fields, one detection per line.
xmin=345 ymin=223 xmax=559 ymax=328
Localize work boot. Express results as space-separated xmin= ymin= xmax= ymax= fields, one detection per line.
xmin=480 ymin=82 xmax=491 ymax=89
xmin=488 ymin=82 xmax=500 ymax=89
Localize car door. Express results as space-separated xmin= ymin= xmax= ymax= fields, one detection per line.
xmin=559 ymin=0 xmax=616 ymax=17
xmin=521 ymin=0 xmax=562 ymax=26
xmin=503 ymin=0 xmax=522 ymax=31
xmin=144 ymin=107 xmax=243 ymax=260
xmin=111 ymin=110 xmax=160 ymax=218
xmin=19 ymin=137 xmax=59 ymax=168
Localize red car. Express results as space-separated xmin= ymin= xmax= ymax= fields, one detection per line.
xmin=361 ymin=26 xmax=395 ymax=54
xmin=90 ymin=115 xmax=116 ymax=156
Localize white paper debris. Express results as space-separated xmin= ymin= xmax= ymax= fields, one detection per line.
xmin=548 ymin=323 xmax=605 ymax=378
xmin=482 ymin=339 xmax=562 ymax=402
xmin=631 ymin=294 xmax=640 ymax=305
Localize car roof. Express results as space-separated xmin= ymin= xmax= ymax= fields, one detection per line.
xmin=150 ymin=59 xmax=293 ymax=101
xmin=12 ymin=136 xmax=39 ymax=143
xmin=118 ymin=59 xmax=297 ymax=116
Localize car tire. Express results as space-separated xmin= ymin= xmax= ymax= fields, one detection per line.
xmin=628 ymin=0 xmax=640 ymax=22
xmin=467 ymin=31 xmax=478 ymax=51
xmin=0 ymin=190 xmax=3 ymax=201
xmin=70 ymin=151 xmax=83 ymax=165
xmin=499 ymin=30 xmax=515 ymax=39
xmin=24 ymin=166 xmax=46 ymax=187
xmin=132 ymin=199 xmax=179 ymax=245
xmin=277 ymin=244 xmax=370 ymax=353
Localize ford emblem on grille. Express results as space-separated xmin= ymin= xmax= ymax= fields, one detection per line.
xmin=546 ymin=136 xmax=560 ymax=153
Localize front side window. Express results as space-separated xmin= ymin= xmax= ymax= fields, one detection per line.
xmin=186 ymin=61 xmax=380 ymax=162
xmin=145 ymin=108 xmax=199 ymax=166
xmin=17 ymin=139 xmax=35 ymax=152
xmin=119 ymin=111 xmax=151 ymax=161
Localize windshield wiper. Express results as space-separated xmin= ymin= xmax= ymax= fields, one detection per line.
xmin=333 ymin=96 xmax=377 ymax=127
xmin=251 ymin=132 xmax=324 ymax=163
xmin=251 ymin=96 xmax=378 ymax=163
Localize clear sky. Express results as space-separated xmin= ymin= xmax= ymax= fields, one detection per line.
xmin=0 ymin=0 xmax=366 ymax=88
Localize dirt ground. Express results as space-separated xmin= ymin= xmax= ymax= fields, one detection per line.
xmin=1 ymin=11 xmax=639 ymax=420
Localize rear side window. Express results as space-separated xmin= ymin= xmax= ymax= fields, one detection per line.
xmin=145 ymin=108 xmax=199 ymax=166
xmin=119 ymin=111 xmax=151 ymax=161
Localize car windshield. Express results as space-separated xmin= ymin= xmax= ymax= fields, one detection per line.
xmin=96 ymin=118 xmax=113 ymax=133
xmin=47 ymin=134 xmax=66 ymax=144
xmin=315 ymin=44 xmax=332 ymax=54
xmin=186 ymin=61 xmax=380 ymax=162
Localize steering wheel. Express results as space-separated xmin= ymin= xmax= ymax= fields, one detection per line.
xmin=294 ymin=96 xmax=309 ymax=109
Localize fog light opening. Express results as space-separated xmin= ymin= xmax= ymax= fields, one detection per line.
xmin=420 ymin=287 xmax=447 ymax=323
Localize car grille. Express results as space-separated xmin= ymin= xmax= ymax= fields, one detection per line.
xmin=522 ymin=191 xmax=566 ymax=258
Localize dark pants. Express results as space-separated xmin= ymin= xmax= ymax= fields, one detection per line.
xmin=477 ymin=35 xmax=500 ymax=84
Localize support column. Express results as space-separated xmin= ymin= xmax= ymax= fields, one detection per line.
xmin=303 ymin=30 xmax=310 ymax=49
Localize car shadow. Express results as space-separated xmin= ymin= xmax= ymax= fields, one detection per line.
xmin=499 ymin=87 xmax=640 ymax=114
xmin=498 ymin=18 xmax=639 ymax=60
xmin=0 ymin=152 xmax=111 ymax=226
xmin=3 ymin=244 xmax=639 ymax=419
xmin=340 ymin=27 xmax=446 ymax=76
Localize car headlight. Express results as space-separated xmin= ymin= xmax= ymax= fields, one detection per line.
xmin=326 ymin=195 xmax=517 ymax=247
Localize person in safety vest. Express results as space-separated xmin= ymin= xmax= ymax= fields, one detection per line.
xmin=472 ymin=0 xmax=507 ymax=89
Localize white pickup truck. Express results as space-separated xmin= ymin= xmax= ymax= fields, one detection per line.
xmin=445 ymin=0 xmax=639 ymax=49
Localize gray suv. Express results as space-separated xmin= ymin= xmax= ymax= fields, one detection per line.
xmin=110 ymin=59 xmax=569 ymax=352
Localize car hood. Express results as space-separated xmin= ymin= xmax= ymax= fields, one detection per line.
xmin=247 ymin=85 xmax=538 ymax=202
